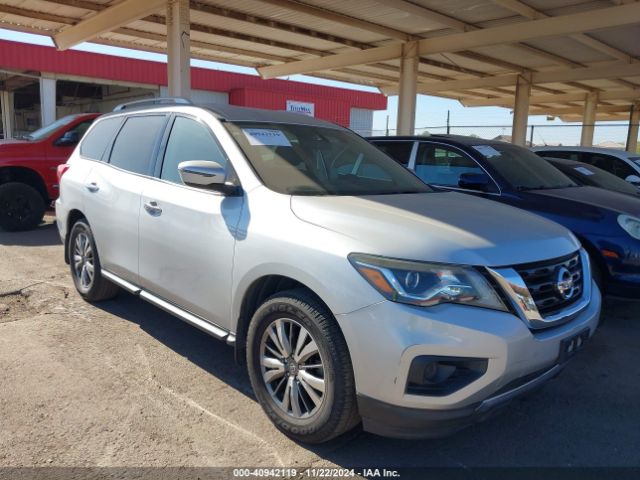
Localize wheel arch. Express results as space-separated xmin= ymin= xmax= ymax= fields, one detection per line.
xmin=234 ymin=274 xmax=332 ymax=364
xmin=0 ymin=166 xmax=49 ymax=203
xmin=64 ymin=209 xmax=87 ymax=264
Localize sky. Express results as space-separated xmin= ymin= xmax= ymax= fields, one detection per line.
xmin=0 ymin=28 xmax=631 ymax=146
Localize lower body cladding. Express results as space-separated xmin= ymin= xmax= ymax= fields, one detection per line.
xmin=336 ymin=283 xmax=601 ymax=439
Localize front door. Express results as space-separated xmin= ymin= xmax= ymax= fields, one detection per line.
xmin=138 ymin=115 xmax=243 ymax=330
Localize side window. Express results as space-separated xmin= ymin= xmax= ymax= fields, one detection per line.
xmin=372 ymin=141 xmax=413 ymax=167
xmin=542 ymin=151 xmax=580 ymax=161
xmin=584 ymin=153 xmax=616 ymax=175
xmin=414 ymin=143 xmax=487 ymax=188
xmin=67 ymin=120 xmax=93 ymax=139
xmin=79 ymin=117 xmax=122 ymax=161
xmin=108 ymin=115 xmax=167 ymax=175
xmin=613 ymin=158 xmax=637 ymax=179
xmin=161 ymin=116 xmax=227 ymax=185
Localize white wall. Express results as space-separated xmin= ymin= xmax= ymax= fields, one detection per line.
xmin=350 ymin=108 xmax=374 ymax=136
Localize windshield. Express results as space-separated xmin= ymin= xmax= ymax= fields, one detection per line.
xmin=224 ymin=122 xmax=432 ymax=196
xmin=630 ymin=157 xmax=640 ymax=168
xmin=24 ymin=115 xmax=78 ymax=141
xmin=566 ymin=163 xmax=639 ymax=195
xmin=473 ymin=143 xmax=578 ymax=190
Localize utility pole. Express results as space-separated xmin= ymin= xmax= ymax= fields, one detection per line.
xmin=446 ymin=110 xmax=450 ymax=134
xmin=385 ymin=115 xmax=389 ymax=136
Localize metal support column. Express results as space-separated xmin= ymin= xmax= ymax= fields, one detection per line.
xmin=580 ymin=92 xmax=598 ymax=147
xmin=626 ymin=102 xmax=640 ymax=153
xmin=167 ymin=0 xmax=191 ymax=99
xmin=1 ymin=90 xmax=14 ymax=139
xmin=397 ymin=41 xmax=418 ymax=136
xmin=511 ymin=74 xmax=531 ymax=146
xmin=40 ymin=77 xmax=57 ymax=128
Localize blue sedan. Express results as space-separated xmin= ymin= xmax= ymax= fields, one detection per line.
xmin=369 ymin=135 xmax=640 ymax=298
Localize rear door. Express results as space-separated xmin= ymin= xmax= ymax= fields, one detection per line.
xmin=138 ymin=114 xmax=243 ymax=329
xmin=83 ymin=114 xmax=168 ymax=284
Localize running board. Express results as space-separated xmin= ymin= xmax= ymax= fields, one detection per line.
xmin=103 ymin=270 xmax=230 ymax=341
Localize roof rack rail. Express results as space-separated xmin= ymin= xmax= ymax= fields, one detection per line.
xmin=113 ymin=97 xmax=193 ymax=112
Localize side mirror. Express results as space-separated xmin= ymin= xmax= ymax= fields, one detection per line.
xmin=55 ymin=130 xmax=79 ymax=147
xmin=625 ymin=174 xmax=640 ymax=185
xmin=178 ymin=160 xmax=238 ymax=194
xmin=458 ymin=172 xmax=492 ymax=192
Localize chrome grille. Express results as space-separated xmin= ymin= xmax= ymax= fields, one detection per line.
xmin=514 ymin=252 xmax=583 ymax=317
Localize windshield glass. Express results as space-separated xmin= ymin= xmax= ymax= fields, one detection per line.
xmin=24 ymin=115 xmax=78 ymax=141
xmin=568 ymin=163 xmax=639 ymax=195
xmin=629 ymin=157 xmax=640 ymax=167
xmin=473 ymin=143 xmax=577 ymax=190
xmin=224 ymin=122 xmax=432 ymax=196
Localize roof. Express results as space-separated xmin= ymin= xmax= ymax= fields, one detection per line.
xmin=532 ymin=146 xmax=639 ymax=158
xmin=102 ymin=101 xmax=343 ymax=128
xmin=368 ymin=134 xmax=509 ymax=146
xmin=204 ymin=104 xmax=342 ymax=128
xmin=0 ymin=39 xmax=386 ymax=111
xmin=0 ymin=0 xmax=639 ymax=121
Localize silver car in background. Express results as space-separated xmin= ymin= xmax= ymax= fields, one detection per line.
xmin=56 ymin=100 xmax=600 ymax=443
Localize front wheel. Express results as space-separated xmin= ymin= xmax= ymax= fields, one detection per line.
xmin=69 ymin=219 xmax=119 ymax=302
xmin=247 ymin=289 xmax=360 ymax=444
xmin=0 ymin=182 xmax=46 ymax=231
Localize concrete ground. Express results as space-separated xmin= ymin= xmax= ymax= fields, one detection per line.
xmin=1 ymin=216 xmax=639 ymax=471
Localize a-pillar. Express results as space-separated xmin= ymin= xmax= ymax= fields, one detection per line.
xmin=626 ymin=102 xmax=640 ymax=153
xmin=580 ymin=92 xmax=598 ymax=147
xmin=40 ymin=76 xmax=57 ymax=127
xmin=396 ymin=41 xmax=418 ymax=136
xmin=166 ymin=0 xmax=191 ymax=99
xmin=511 ymin=74 xmax=531 ymax=147
xmin=0 ymin=90 xmax=14 ymax=139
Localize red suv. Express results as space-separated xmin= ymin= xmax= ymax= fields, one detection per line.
xmin=0 ymin=113 xmax=100 ymax=231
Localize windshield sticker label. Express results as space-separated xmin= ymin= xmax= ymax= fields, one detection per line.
xmin=472 ymin=145 xmax=501 ymax=157
xmin=242 ymin=128 xmax=291 ymax=147
xmin=574 ymin=166 xmax=595 ymax=176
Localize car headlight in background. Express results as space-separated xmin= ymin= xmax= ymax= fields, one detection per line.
xmin=349 ymin=253 xmax=507 ymax=312
xmin=617 ymin=214 xmax=640 ymax=240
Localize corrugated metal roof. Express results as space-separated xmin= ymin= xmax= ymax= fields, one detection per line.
xmin=0 ymin=0 xmax=638 ymax=118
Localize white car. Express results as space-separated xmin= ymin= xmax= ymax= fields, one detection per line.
xmin=56 ymin=99 xmax=600 ymax=442
xmin=532 ymin=146 xmax=640 ymax=189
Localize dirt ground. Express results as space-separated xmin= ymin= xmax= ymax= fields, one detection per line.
xmin=1 ymin=215 xmax=639 ymax=472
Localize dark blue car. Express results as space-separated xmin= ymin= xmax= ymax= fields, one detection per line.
xmin=369 ymin=135 xmax=640 ymax=298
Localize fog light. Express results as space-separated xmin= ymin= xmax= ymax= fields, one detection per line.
xmin=406 ymin=356 xmax=488 ymax=396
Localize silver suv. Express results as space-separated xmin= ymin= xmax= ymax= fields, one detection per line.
xmin=56 ymin=100 xmax=601 ymax=443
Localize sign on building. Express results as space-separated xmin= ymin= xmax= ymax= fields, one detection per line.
xmin=286 ymin=100 xmax=315 ymax=117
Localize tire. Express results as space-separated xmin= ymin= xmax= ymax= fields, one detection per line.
xmin=68 ymin=219 xmax=119 ymax=302
xmin=247 ymin=289 xmax=360 ymax=444
xmin=0 ymin=182 xmax=46 ymax=231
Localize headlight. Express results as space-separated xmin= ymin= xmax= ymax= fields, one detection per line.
xmin=617 ymin=214 xmax=640 ymax=240
xmin=349 ymin=253 xmax=508 ymax=311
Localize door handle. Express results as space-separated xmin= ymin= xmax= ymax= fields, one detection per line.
xmin=144 ymin=201 xmax=162 ymax=216
xmin=85 ymin=182 xmax=99 ymax=193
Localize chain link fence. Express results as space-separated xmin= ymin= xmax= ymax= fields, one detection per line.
xmin=362 ymin=123 xmax=639 ymax=152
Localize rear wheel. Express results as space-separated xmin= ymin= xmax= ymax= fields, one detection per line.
xmin=247 ymin=289 xmax=360 ymax=444
xmin=0 ymin=182 xmax=46 ymax=231
xmin=69 ymin=219 xmax=119 ymax=301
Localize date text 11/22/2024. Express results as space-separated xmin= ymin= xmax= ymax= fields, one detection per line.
xmin=232 ymin=468 xmax=401 ymax=478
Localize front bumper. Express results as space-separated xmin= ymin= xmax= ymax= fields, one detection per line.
xmin=336 ymin=281 xmax=601 ymax=439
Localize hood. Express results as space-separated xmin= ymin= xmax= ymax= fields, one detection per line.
xmin=529 ymin=186 xmax=640 ymax=218
xmin=291 ymin=192 xmax=579 ymax=267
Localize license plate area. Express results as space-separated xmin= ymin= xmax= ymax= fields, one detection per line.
xmin=559 ymin=328 xmax=590 ymax=363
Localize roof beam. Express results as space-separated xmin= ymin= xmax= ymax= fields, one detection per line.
xmin=493 ymin=0 xmax=636 ymax=63
xmin=382 ymin=63 xmax=640 ymax=95
xmin=53 ymin=0 xmax=167 ymax=50
xmin=462 ymin=88 xmax=640 ymax=107
xmin=258 ymin=2 xmax=640 ymax=78
xmin=254 ymin=0 xmax=412 ymax=41
xmin=530 ymin=104 xmax=632 ymax=115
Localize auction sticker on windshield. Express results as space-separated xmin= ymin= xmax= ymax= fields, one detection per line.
xmin=472 ymin=145 xmax=501 ymax=158
xmin=242 ymin=128 xmax=292 ymax=147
